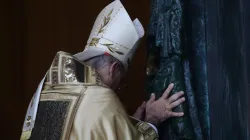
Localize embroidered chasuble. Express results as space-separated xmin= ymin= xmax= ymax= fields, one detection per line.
xmin=21 ymin=51 xmax=158 ymax=140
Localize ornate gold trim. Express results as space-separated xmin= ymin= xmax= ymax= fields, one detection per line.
xmin=40 ymin=91 xmax=81 ymax=140
xmin=64 ymin=87 xmax=87 ymax=140
xmin=129 ymin=116 xmax=158 ymax=140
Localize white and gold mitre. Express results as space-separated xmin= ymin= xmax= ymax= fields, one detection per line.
xmin=74 ymin=0 xmax=144 ymax=70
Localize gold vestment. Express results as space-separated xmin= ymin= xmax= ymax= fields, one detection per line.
xmin=21 ymin=51 xmax=158 ymax=140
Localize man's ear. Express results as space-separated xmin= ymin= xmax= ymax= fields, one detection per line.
xmin=109 ymin=61 xmax=120 ymax=78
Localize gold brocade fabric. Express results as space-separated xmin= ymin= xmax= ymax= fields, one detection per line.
xmin=21 ymin=51 xmax=158 ymax=140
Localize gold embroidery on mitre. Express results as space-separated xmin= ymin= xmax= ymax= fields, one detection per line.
xmin=101 ymin=43 xmax=124 ymax=55
xmin=90 ymin=38 xmax=100 ymax=46
xmin=98 ymin=9 xmax=113 ymax=34
xmin=89 ymin=9 xmax=124 ymax=56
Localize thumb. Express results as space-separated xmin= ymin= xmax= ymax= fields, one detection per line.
xmin=140 ymin=101 xmax=146 ymax=109
xmin=148 ymin=93 xmax=156 ymax=103
xmin=136 ymin=101 xmax=146 ymax=112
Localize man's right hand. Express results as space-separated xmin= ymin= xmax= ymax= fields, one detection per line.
xmin=145 ymin=83 xmax=185 ymax=127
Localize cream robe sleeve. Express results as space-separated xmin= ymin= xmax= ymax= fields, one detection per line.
xmin=75 ymin=110 xmax=158 ymax=140
xmin=89 ymin=112 xmax=146 ymax=140
xmin=69 ymin=86 xmax=158 ymax=140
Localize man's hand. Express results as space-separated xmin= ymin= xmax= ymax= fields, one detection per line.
xmin=145 ymin=83 xmax=185 ymax=127
xmin=132 ymin=101 xmax=146 ymax=120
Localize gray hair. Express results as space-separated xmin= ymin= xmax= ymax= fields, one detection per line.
xmin=85 ymin=55 xmax=125 ymax=74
